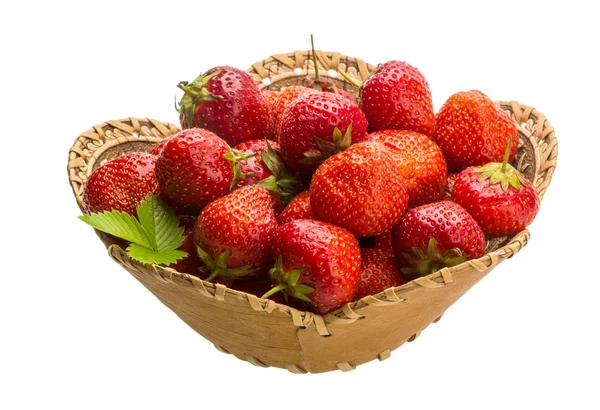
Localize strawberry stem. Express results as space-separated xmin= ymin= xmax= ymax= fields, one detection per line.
xmin=501 ymin=133 xmax=513 ymax=173
xmin=261 ymin=283 xmax=287 ymax=299
xmin=311 ymin=34 xmax=319 ymax=80
xmin=337 ymin=68 xmax=362 ymax=88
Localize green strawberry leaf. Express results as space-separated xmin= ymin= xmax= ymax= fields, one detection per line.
xmin=137 ymin=195 xmax=185 ymax=251
xmin=79 ymin=194 xmax=188 ymax=266
xmin=79 ymin=211 xmax=152 ymax=249
xmin=127 ymin=244 xmax=188 ymax=265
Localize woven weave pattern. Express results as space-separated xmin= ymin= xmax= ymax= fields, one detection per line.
xmin=67 ymin=51 xmax=557 ymax=373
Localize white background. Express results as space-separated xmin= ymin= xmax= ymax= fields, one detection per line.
xmin=1 ymin=1 xmax=598 ymax=409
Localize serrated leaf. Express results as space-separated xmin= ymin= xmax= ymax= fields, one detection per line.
xmin=137 ymin=194 xmax=184 ymax=251
xmin=127 ymin=243 xmax=188 ymax=265
xmin=79 ymin=211 xmax=152 ymax=249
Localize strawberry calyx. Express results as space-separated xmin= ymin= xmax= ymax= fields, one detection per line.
xmin=176 ymin=70 xmax=223 ymax=127
xmin=401 ymin=237 xmax=466 ymax=276
xmin=196 ymin=246 xmax=259 ymax=283
xmin=475 ymin=132 xmax=525 ymax=192
xmin=256 ymin=141 xmax=301 ymax=204
xmin=299 ymin=124 xmax=353 ymax=165
xmin=261 ymin=255 xmax=315 ymax=303
xmin=223 ymin=149 xmax=257 ymax=190
xmin=475 ymin=162 xmax=526 ymax=192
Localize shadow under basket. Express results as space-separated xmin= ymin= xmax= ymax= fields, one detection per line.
xmin=67 ymin=50 xmax=558 ymax=374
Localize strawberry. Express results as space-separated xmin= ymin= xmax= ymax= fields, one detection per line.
xmin=233 ymin=139 xmax=300 ymax=212
xmin=263 ymin=89 xmax=279 ymax=138
xmin=359 ymin=61 xmax=435 ymax=136
xmin=277 ymin=190 xmax=312 ymax=225
xmin=177 ymin=66 xmax=273 ymax=146
xmin=392 ymin=201 xmax=486 ymax=275
xmin=364 ymin=130 xmax=447 ymax=208
xmin=355 ymin=248 xmax=406 ymax=300
xmin=82 ymin=152 xmax=159 ymax=216
xmin=271 ymin=86 xmax=318 ymax=136
xmin=265 ymin=219 xmax=361 ymax=314
xmin=277 ymin=92 xmax=368 ymax=177
xmin=155 ymin=128 xmax=249 ymax=215
xmin=193 ymin=185 xmax=278 ymax=283
xmin=149 ymin=137 xmax=171 ymax=156
xmin=263 ymin=89 xmax=279 ymax=109
xmin=310 ymin=141 xmax=409 ymax=237
xmin=432 ymin=90 xmax=518 ymax=172
xmin=451 ymin=137 xmax=541 ymax=237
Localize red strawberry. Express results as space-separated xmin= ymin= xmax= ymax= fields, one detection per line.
xmin=364 ymin=130 xmax=447 ymax=207
xmin=271 ymin=86 xmax=318 ymax=136
xmin=266 ymin=219 xmax=361 ymax=314
xmin=194 ymin=185 xmax=278 ymax=283
xmin=233 ymin=139 xmax=300 ymax=213
xmin=310 ymin=141 xmax=409 ymax=237
xmin=277 ymin=92 xmax=368 ymax=177
xmin=432 ymin=90 xmax=518 ymax=172
xmin=82 ymin=152 xmax=159 ymax=215
xmin=262 ymin=89 xmax=279 ymax=138
xmin=177 ymin=66 xmax=273 ymax=146
xmin=155 ymin=128 xmax=245 ymax=215
xmin=359 ymin=61 xmax=435 ymax=136
xmin=263 ymin=89 xmax=279 ymax=111
xmin=451 ymin=137 xmax=540 ymax=237
xmin=355 ymin=248 xmax=406 ymax=300
xmin=392 ymin=200 xmax=486 ymax=275
xmin=149 ymin=138 xmax=171 ymax=156
xmin=277 ymin=190 xmax=312 ymax=225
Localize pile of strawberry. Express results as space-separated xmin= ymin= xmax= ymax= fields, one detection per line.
xmin=80 ymin=59 xmax=541 ymax=315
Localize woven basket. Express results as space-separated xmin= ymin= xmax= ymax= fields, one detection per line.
xmin=67 ymin=50 xmax=558 ymax=374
